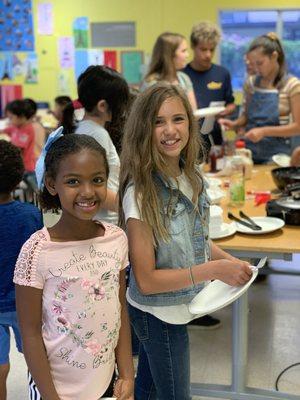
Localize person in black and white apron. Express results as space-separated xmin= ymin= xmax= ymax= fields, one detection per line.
xmin=220 ymin=32 xmax=300 ymax=164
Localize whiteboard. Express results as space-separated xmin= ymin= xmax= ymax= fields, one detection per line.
xmin=91 ymin=22 xmax=136 ymax=47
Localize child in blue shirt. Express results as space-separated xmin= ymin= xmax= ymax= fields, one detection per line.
xmin=0 ymin=140 xmax=43 ymax=400
xmin=183 ymin=21 xmax=236 ymax=149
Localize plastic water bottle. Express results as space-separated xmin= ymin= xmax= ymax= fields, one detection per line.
xmin=229 ymin=155 xmax=245 ymax=207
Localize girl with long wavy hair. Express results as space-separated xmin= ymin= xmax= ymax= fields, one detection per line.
xmin=119 ymin=83 xmax=252 ymax=399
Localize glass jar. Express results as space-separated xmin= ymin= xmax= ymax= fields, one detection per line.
xmin=209 ymin=145 xmax=224 ymax=173
xmin=229 ymin=155 xmax=245 ymax=207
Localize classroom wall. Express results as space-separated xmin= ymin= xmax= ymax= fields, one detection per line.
xmin=3 ymin=0 xmax=300 ymax=105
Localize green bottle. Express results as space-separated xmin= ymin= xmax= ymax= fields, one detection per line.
xmin=229 ymin=156 xmax=245 ymax=207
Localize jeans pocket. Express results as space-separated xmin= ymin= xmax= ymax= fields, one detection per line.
xmin=128 ymin=305 xmax=149 ymax=341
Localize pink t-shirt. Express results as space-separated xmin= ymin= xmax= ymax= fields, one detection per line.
xmin=14 ymin=223 xmax=128 ymax=400
xmin=5 ymin=123 xmax=35 ymax=172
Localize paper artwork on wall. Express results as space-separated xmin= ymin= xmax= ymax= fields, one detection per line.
xmin=0 ymin=52 xmax=39 ymax=83
xmin=121 ymin=51 xmax=144 ymax=84
xmin=73 ymin=17 xmax=89 ymax=49
xmin=0 ymin=84 xmax=23 ymax=117
xmin=0 ymin=0 xmax=34 ymax=51
xmin=88 ymin=49 xmax=104 ymax=66
xmin=104 ymin=51 xmax=117 ymax=70
xmin=24 ymin=52 xmax=38 ymax=83
xmin=75 ymin=50 xmax=89 ymax=79
xmin=0 ymin=52 xmax=14 ymax=80
xmin=75 ymin=49 xmax=107 ymax=79
xmin=57 ymin=71 xmax=71 ymax=95
xmin=58 ymin=37 xmax=75 ymax=69
xmin=37 ymin=3 xmax=53 ymax=35
xmin=12 ymin=53 xmax=24 ymax=76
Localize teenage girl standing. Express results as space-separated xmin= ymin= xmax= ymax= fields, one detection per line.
xmin=119 ymin=83 xmax=252 ymax=400
xmin=220 ymin=33 xmax=300 ymax=164
xmin=141 ymin=32 xmax=197 ymax=110
xmin=14 ymin=133 xmax=134 ymax=400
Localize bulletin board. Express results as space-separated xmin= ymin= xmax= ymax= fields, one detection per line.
xmin=0 ymin=0 xmax=34 ymax=51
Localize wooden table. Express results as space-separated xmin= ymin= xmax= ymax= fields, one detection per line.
xmin=215 ymin=165 xmax=299 ymax=259
xmin=191 ymin=165 xmax=300 ymax=400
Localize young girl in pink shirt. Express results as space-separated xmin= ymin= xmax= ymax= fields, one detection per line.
xmin=14 ymin=132 xmax=134 ymax=400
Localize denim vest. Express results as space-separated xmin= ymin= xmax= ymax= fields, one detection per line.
xmin=128 ymin=173 xmax=211 ymax=306
xmin=245 ymin=76 xmax=290 ymax=164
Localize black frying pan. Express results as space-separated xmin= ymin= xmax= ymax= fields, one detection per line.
xmin=271 ymin=167 xmax=300 ymax=191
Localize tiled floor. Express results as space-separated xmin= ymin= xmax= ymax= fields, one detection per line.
xmin=7 ymin=261 xmax=300 ymax=399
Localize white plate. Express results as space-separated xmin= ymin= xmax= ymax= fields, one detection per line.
xmin=188 ymin=268 xmax=258 ymax=315
xmin=210 ymin=222 xmax=236 ymax=240
xmin=272 ymin=153 xmax=291 ymax=167
xmin=149 ymin=303 xmax=195 ymax=325
xmin=194 ymin=106 xmax=225 ymax=118
xmin=235 ymin=216 xmax=285 ymax=235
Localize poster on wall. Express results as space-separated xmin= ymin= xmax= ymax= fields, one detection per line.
xmin=0 ymin=84 xmax=23 ymax=117
xmin=24 ymin=52 xmax=38 ymax=83
xmin=57 ymin=71 xmax=71 ymax=95
xmin=75 ymin=49 xmax=107 ymax=79
xmin=0 ymin=53 xmax=14 ymax=80
xmin=73 ymin=17 xmax=89 ymax=49
xmin=0 ymin=0 xmax=34 ymax=51
xmin=58 ymin=37 xmax=75 ymax=69
xmin=75 ymin=50 xmax=89 ymax=79
xmin=121 ymin=51 xmax=144 ymax=84
xmin=88 ymin=49 xmax=104 ymax=66
xmin=104 ymin=51 xmax=117 ymax=70
xmin=12 ymin=53 xmax=25 ymax=76
xmin=37 ymin=3 xmax=53 ymax=35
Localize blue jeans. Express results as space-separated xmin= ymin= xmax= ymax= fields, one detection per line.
xmin=128 ymin=303 xmax=191 ymax=400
